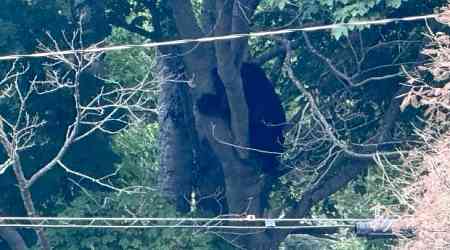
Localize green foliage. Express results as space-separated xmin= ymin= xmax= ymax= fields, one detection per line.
xmin=0 ymin=20 xmax=21 ymax=53
xmin=104 ymin=28 xmax=154 ymax=84
xmin=329 ymin=0 xmax=407 ymax=39
xmin=103 ymin=27 xmax=158 ymax=111
xmin=43 ymin=124 xmax=219 ymax=250
xmin=265 ymin=0 xmax=409 ymax=18
xmin=333 ymin=236 xmax=393 ymax=250
xmin=317 ymin=167 xmax=398 ymax=249
xmin=2 ymin=0 xmax=449 ymax=249
xmin=262 ymin=0 xmax=416 ymax=39
xmin=331 ymin=170 xmax=398 ymax=218
xmin=112 ymin=123 xmax=160 ymax=186
xmin=333 ymin=236 xmax=374 ymax=250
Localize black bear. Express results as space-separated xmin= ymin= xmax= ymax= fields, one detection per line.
xmin=197 ymin=63 xmax=286 ymax=174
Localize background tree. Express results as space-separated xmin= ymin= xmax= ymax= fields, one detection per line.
xmin=0 ymin=1 xmax=146 ymax=249
xmin=1 ymin=0 xmax=449 ymax=249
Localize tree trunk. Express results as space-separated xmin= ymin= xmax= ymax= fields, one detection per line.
xmin=165 ymin=1 xmax=279 ymax=244
xmin=0 ymin=227 xmax=28 ymax=250
xmin=157 ymin=47 xmax=228 ymax=214
xmin=11 ymin=157 xmax=50 ymax=250
xmin=157 ymin=49 xmax=196 ymax=212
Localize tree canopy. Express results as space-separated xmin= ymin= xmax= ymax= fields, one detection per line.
xmin=0 ymin=0 xmax=449 ymax=249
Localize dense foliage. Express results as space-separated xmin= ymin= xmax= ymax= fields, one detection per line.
xmin=41 ymin=124 xmax=223 ymax=250
xmin=0 ymin=0 xmax=449 ymax=249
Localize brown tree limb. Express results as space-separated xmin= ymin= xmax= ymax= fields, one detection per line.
xmin=285 ymin=72 xmax=406 ymax=229
xmin=166 ymin=2 xmax=283 ymax=248
xmin=303 ymin=32 xmax=355 ymax=86
xmin=168 ymin=0 xmax=213 ymax=81
xmin=277 ymin=40 xmax=406 ymax=240
xmin=11 ymin=154 xmax=50 ymax=250
xmin=252 ymin=40 xmax=300 ymax=65
xmin=167 ymin=0 xmax=259 ymax=218
xmin=215 ymin=0 xmax=250 ymax=157
xmin=231 ymin=0 xmax=261 ymax=64
xmin=303 ymin=32 xmax=416 ymax=88
xmin=168 ymin=0 xmax=203 ymax=39
xmin=283 ymin=40 xmax=403 ymax=159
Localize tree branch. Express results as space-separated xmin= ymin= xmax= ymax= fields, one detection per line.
xmin=277 ymin=39 xmax=407 ymax=240
xmin=231 ymin=0 xmax=261 ymax=64
xmin=283 ymin=40 xmax=403 ymax=159
xmin=0 ymin=226 xmax=28 ymax=250
xmin=284 ymin=74 xmax=406 ymax=231
xmin=215 ymin=0 xmax=250 ymax=157
xmin=168 ymin=0 xmax=213 ymax=76
xmin=303 ymin=32 xmax=354 ymax=87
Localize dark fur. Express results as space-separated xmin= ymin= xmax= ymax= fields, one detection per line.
xmin=197 ymin=63 xmax=286 ymax=174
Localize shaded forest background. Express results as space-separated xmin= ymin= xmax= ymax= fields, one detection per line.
xmin=0 ymin=0 xmax=449 ymax=249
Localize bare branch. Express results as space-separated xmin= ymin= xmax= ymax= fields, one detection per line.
xmin=57 ymin=160 xmax=147 ymax=194
xmin=303 ymin=33 xmax=411 ymax=88
xmin=303 ymin=32 xmax=354 ymax=87
xmin=282 ymin=39 xmax=404 ymax=160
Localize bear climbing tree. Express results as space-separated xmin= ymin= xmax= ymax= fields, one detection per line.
xmin=197 ymin=63 xmax=286 ymax=174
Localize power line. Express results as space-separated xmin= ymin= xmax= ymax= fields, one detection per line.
xmin=0 ymin=216 xmax=376 ymax=230
xmin=0 ymin=217 xmax=373 ymax=222
xmin=0 ymin=217 xmax=403 ymax=239
xmin=0 ymin=13 xmax=438 ymax=62
xmin=0 ymin=224 xmax=354 ymax=230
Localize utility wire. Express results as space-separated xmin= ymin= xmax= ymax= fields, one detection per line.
xmin=0 ymin=224 xmax=355 ymax=230
xmin=0 ymin=13 xmax=438 ymax=62
xmin=0 ymin=217 xmax=373 ymax=222
xmin=0 ymin=217 xmax=388 ymax=231
xmin=0 ymin=217 xmax=402 ymax=239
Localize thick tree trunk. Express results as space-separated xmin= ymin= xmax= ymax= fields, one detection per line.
xmin=0 ymin=227 xmax=28 ymax=250
xmin=157 ymin=47 xmax=228 ymax=214
xmin=164 ymin=0 xmax=286 ymax=248
xmin=166 ymin=0 xmax=277 ymax=241
xmin=157 ymin=50 xmax=195 ymax=212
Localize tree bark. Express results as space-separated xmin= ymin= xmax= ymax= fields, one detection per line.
xmin=0 ymin=210 xmax=27 ymax=250
xmin=165 ymin=1 xmax=284 ymax=248
xmin=0 ymin=227 xmax=28 ymax=250
xmin=10 ymin=155 xmax=50 ymax=250
xmin=166 ymin=2 xmax=285 ymax=249
xmin=157 ymin=48 xmax=195 ymax=213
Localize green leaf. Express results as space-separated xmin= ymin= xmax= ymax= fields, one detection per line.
xmin=386 ymin=0 xmax=403 ymax=8
xmin=332 ymin=26 xmax=349 ymax=40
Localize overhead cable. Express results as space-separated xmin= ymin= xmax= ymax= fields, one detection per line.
xmin=0 ymin=216 xmax=373 ymax=222
xmin=0 ymin=224 xmax=355 ymax=230
xmin=0 ymin=13 xmax=438 ymax=62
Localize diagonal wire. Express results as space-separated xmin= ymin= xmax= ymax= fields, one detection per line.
xmin=0 ymin=13 xmax=438 ymax=61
